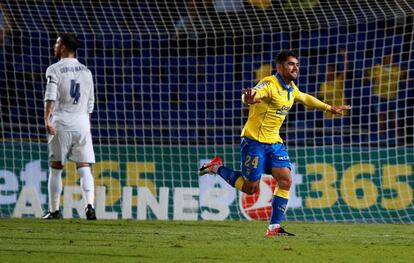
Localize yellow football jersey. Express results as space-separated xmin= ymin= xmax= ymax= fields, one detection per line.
xmin=241 ymin=74 xmax=302 ymax=144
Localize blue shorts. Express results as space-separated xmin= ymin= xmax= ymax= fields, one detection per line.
xmin=240 ymin=137 xmax=291 ymax=182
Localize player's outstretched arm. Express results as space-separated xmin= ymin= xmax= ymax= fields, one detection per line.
xmin=296 ymin=92 xmax=351 ymax=115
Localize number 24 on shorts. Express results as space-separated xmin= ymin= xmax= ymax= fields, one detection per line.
xmin=245 ymin=155 xmax=259 ymax=168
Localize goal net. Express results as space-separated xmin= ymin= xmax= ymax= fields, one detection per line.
xmin=0 ymin=0 xmax=413 ymax=223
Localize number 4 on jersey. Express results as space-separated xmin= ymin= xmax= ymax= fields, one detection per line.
xmin=70 ymin=79 xmax=80 ymax=104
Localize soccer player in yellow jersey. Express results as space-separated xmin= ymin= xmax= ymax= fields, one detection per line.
xmin=365 ymin=54 xmax=406 ymax=138
xmin=199 ymin=50 xmax=351 ymax=236
xmin=318 ymin=48 xmax=348 ymax=118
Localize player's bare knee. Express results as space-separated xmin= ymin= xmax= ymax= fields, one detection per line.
xmin=76 ymin=163 xmax=90 ymax=169
xmin=278 ymin=177 xmax=292 ymax=190
xmin=276 ymin=175 xmax=292 ymax=190
xmin=50 ymin=161 xmax=63 ymax=170
xmin=242 ymin=182 xmax=259 ymax=195
xmin=272 ymin=167 xmax=292 ymax=190
xmin=244 ymin=187 xmax=256 ymax=195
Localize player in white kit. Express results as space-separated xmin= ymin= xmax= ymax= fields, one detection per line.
xmin=42 ymin=33 xmax=96 ymax=220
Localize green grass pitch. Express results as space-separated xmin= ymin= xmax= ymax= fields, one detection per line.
xmin=0 ymin=219 xmax=413 ymax=263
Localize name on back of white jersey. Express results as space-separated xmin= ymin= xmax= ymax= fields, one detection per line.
xmin=59 ymin=66 xmax=88 ymax=74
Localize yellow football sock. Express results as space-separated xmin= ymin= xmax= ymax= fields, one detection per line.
xmin=274 ymin=188 xmax=289 ymax=199
xmin=234 ymin=177 xmax=245 ymax=191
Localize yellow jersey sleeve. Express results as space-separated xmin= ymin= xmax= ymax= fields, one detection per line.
xmin=296 ymin=92 xmax=331 ymax=111
xmin=252 ymin=80 xmax=272 ymax=100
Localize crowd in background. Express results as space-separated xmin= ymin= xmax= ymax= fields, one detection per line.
xmin=0 ymin=1 xmax=413 ymax=145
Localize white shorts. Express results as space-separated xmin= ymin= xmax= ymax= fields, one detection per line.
xmin=48 ymin=130 xmax=96 ymax=164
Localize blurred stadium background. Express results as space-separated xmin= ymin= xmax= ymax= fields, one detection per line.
xmin=0 ymin=1 xmax=413 ymax=223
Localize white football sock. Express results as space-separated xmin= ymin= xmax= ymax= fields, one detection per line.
xmin=48 ymin=168 xmax=63 ymax=212
xmin=78 ymin=166 xmax=95 ymax=208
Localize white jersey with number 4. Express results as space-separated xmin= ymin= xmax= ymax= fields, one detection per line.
xmin=44 ymin=58 xmax=94 ymax=131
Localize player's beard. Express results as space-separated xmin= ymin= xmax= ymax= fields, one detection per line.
xmin=287 ymin=71 xmax=298 ymax=82
xmin=54 ymin=46 xmax=62 ymax=59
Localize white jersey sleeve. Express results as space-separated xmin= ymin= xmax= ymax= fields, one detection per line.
xmin=45 ymin=66 xmax=59 ymax=101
